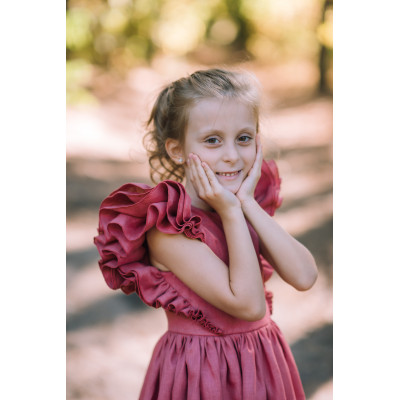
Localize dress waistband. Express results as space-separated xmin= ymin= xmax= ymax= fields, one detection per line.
xmin=165 ymin=310 xmax=272 ymax=336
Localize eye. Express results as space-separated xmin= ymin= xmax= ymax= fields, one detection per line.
xmin=237 ymin=134 xmax=253 ymax=144
xmin=204 ymin=137 xmax=221 ymax=145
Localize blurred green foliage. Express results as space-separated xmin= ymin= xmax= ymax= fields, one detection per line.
xmin=66 ymin=0 xmax=332 ymax=104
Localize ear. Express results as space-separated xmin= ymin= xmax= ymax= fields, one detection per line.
xmin=165 ymin=138 xmax=185 ymax=165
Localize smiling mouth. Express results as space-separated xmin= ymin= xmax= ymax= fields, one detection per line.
xmin=216 ymin=170 xmax=242 ymax=177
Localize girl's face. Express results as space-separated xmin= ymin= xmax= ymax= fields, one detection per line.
xmin=182 ymin=97 xmax=258 ymax=196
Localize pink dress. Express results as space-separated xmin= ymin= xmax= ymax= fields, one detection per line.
xmin=94 ymin=160 xmax=305 ymax=400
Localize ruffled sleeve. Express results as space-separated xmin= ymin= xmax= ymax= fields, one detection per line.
xmin=94 ymin=179 xmax=205 ymax=292
xmin=254 ymin=159 xmax=283 ymax=216
xmin=94 ymin=180 xmax=222 ymax=334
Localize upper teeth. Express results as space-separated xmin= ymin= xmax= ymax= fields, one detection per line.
xmin=218 ymin=172 xmax=238 ymax=176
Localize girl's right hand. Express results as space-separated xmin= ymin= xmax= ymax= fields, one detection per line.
xmin=188 ymin=153 xmax=241 ymax=216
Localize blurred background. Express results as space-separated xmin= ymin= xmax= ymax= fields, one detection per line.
xmin=66 ymin=0 xmax=332 ymax=399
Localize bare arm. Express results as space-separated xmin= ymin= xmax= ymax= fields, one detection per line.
xmin=236 ymin=135 xmax=318 ymax=291
xmin=147 ymin=211 xmax=265 ymax=321
xmin=147 ymin=154 xmax=266 ymax=321
xmin=241 ymin=199 xmax=318 ymax=291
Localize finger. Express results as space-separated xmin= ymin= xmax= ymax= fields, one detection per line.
xmin=188 ymin=155 xmax=202 ymax=193
xmin=255 ymin=134 xmax=263 ymax=163
xmin=256 ymin=133 xmax=262 ymax=156
xmin=202 ymin=161 xmax=220 ymax=191
xmin=193 ymin=154 xmax=212 ymax=192
xmin=189 ymin=154 xmax=212 ymax=199
xmin=248 ymin=134 xmax=263 ymax=176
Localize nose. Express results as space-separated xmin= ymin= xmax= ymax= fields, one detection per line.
xmin=222 ymin=142 xmax=240 ymax=164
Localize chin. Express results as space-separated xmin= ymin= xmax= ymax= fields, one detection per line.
xmin=220 ymin=182 xmax=242 ymax=194
xmin=215 ymin=170 xmax=247 ymax=194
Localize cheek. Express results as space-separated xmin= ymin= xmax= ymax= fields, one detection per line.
xmin=242 ymin=147 xmax=256 ymax=167
xmin=183 ymin=142 xmax=207 ymax=159
xmin=192 ymin=149 xmax=217 ymax=165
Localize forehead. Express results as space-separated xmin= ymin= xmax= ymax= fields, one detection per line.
xmin=186 ymin=97 xmax=257 ymax=134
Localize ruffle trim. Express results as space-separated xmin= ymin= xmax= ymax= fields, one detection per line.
xmin=133 ymin=265 xmax=223 ymax=335
xmin=94 ymin=180 xmax=222 ymax=334
xmin=95 ymin=180 xmax=205 ymax=289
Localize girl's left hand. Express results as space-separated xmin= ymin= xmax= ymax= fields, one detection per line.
xmin=236 ymin=134 xmax=263 ymax=204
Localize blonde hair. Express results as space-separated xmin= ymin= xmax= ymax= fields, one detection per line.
xmin=144 ymin=68 xmax=261 ymax=183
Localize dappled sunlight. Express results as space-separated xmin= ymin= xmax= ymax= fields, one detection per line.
xmin=67 ymin=0 xmax=332 ymax=398
xmin=151 ymin=2 xmax=207 ymax=55
xmin=276 ymin=194 xmax=332 ymax=238
xmin=67 ymin=307 xmax=167 ymax=399
xmin=66 ymin=59 xmax=332 ymax=398
xmin=264 ymin=98 xmax=333 ymax=148
xmin=67 ymin=59 xmax=331 ymax=162
xmin=67 ymin=260 xmax=112 ymax=315
xmin=67 ymin=310 xmax=166 ymax=399
xmin=209 ymin=18 xmax=238 ymax=45
xmin=279 ymin=167 xmax=332 ymax=204
xmin=66 ymin=0 xmax=332 ymax=105
xmin=309 ymin=380 xmax=333 ymax=400
xmin=67 ymin=107 xmax=148 ymax=161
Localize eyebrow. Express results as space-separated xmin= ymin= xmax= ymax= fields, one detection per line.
xmin=198 ymin=128 xmax=223 ymax=136
xmin=198 ymin=127 xmax=256 ymax=136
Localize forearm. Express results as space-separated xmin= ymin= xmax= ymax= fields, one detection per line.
xmin=241 ymin=199 xmax=318 ymax=291
xmin=219 ymin=207 xmax=266 ymax=319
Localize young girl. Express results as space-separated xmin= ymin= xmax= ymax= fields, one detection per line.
xmin=94 ymin=68 xmax=318 ymax=399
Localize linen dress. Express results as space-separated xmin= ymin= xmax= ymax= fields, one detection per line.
xmin=94 ymin=160 xmax=305 ymax=400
